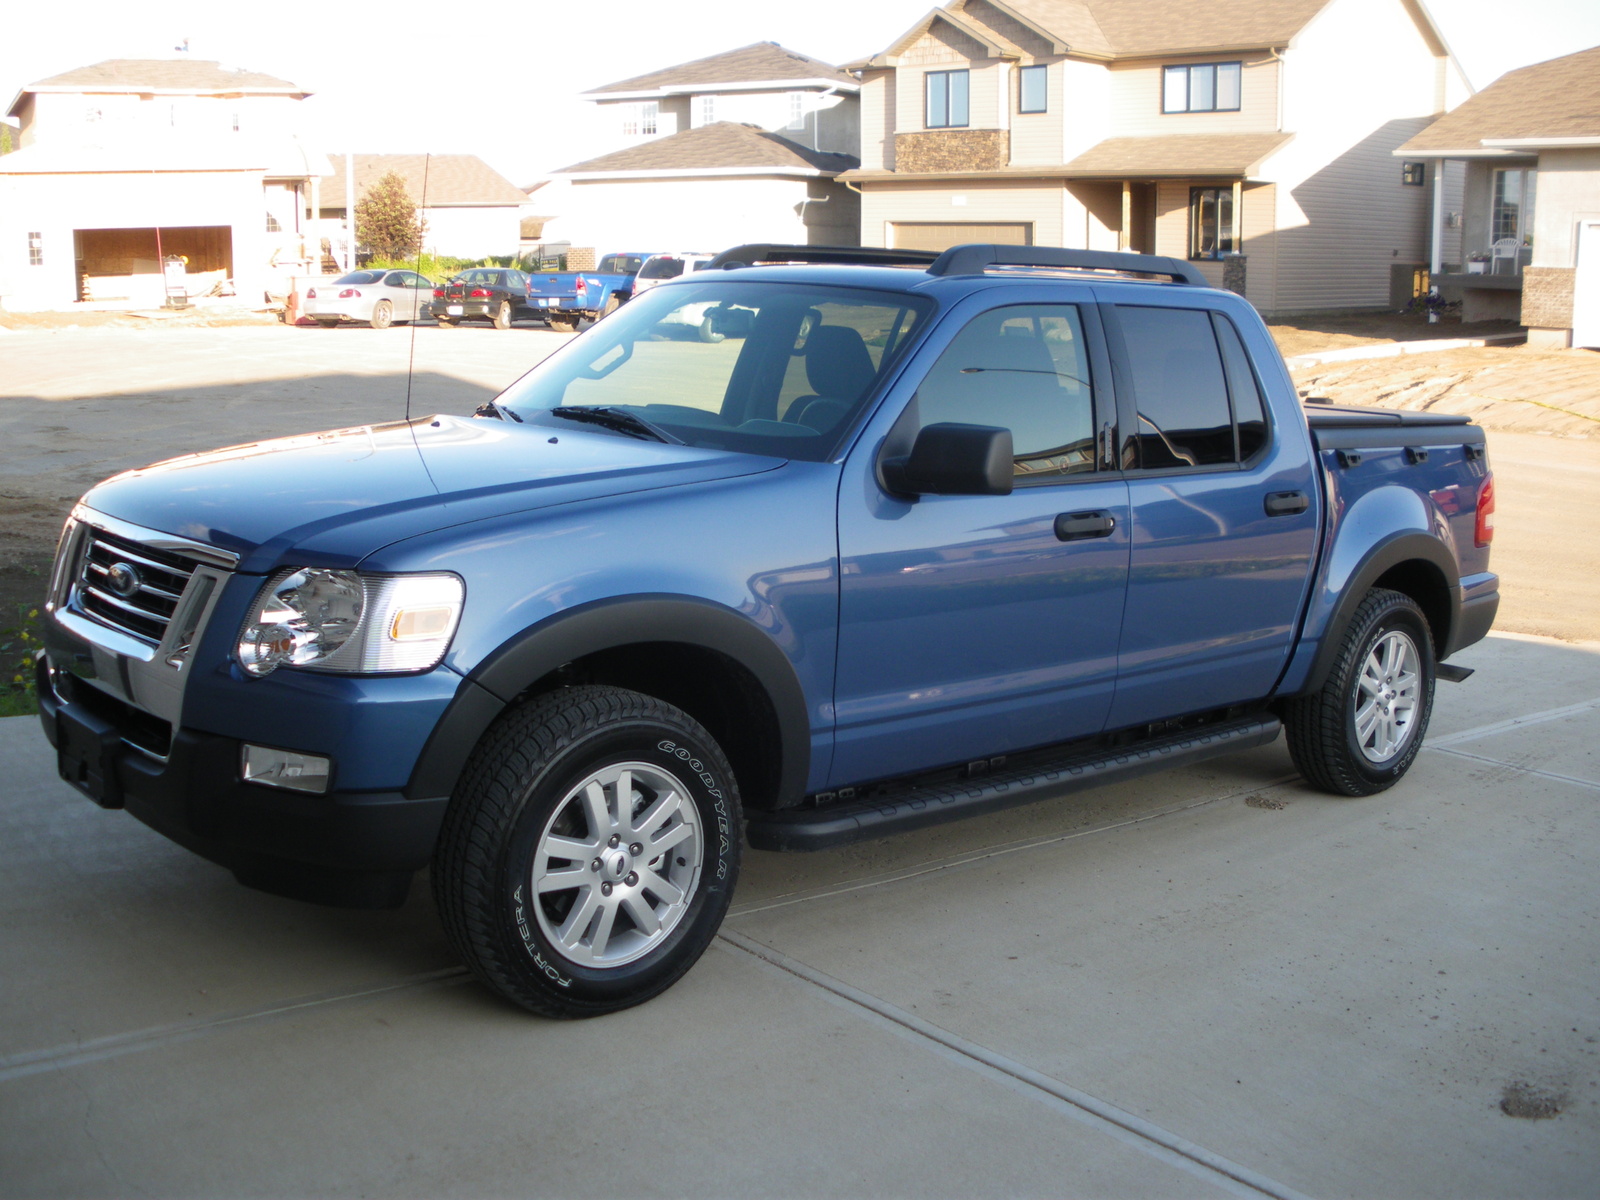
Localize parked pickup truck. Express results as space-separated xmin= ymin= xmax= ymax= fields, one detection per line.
xmin=524 ymin=252 xmax=653 ymax=331
xmin=37 ymin=243 xmax=1497 ymax=1019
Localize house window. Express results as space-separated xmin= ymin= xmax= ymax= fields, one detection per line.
xmin=698 ymin=95 xmax=716 ymax=126
xmin=788 ymin=91 xmax=805 ymax=131
xmin=1163 ymin=62 xmax=1242 ymax=113
xmin=266 ymin=213 xmax=282 ymax=233
xmin=1402 ymin=161 xmax=1425 ymax=186
xmin=621 ymin=102 xmax=658 ymax=136
xmin=1018 ymin=65 xmax=1047 ymax=114
xmin=925 ymin=69 xmax=969 ymax=128
xmin=27 ymin=231 xmax=43 ymax=266
xmin=1491 ymin=167 xmax=1536 ymax=247
xmin=232 ymin=112 xmax=241 ymax=133
xmin=1189 ymin=187 xmax=1235 ymax=259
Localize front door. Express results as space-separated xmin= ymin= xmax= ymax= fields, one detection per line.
xmin=832 ymin=295 xmax=1130 ymax=786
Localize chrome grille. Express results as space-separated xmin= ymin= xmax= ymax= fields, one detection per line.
xmin=76 ymin=527 xmax=201 ymax=645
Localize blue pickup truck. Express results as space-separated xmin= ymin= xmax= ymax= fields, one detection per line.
xmin=37 ymin=244 xmax=1497 ymax=1018
xmin=524 ymin=251 xmax=654 ymax=331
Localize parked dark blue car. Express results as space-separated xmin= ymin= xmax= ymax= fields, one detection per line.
xmin=38 ymin=244 xmax=1498 ymax=1017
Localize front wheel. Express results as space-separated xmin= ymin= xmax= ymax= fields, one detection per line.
xmin=1282 ymin=588 xmax=1436 ymax=796
xmin=432 ymin=685 xmax=742 ymax=1017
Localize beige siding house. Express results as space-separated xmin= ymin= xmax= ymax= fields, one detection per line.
xmin=1396 ymin=45 xmax=1600 ymax=348
xmin=845 ymin=0 xmax=1472 ymax=315
xmin=0 ymin=59 xmax=325 ymax=309
xmin=540 ymin=44 xmax=862 ymax=256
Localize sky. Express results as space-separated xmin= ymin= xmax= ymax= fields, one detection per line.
xmin=4 ymin=0 xmax=1599 ymax=186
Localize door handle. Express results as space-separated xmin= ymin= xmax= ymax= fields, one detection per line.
xmin=1264 ymin=490 xmax=1310 ymax=517
xmin=1055 ymin=510 xmax=1116 ymax=541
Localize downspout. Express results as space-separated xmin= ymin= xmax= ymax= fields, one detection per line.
xmin=1429 ymin=158 xmax=1445 ymax=322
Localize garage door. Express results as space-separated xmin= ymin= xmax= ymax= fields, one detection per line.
xmin=888 ymin=223 xmax=1033 ymax=252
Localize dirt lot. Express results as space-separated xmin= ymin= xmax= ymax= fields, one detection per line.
xmin=1 ymin=316 xmax=1597 ymax=696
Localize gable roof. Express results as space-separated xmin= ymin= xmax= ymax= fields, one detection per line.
xmin=863 ymin=0 xmax=1342 ymax=64
xmin=555 ymin=121 xmax=857 ymax=177
xmin=585 ymin=42 xmax=857 ymax=96
xmin=319 ymin=154 xmax=528 ymax=208
xmin=20 ymin=58 xmax=306 ymax=95
xmin=1396 ymin=44 xmax=1600 ymax=155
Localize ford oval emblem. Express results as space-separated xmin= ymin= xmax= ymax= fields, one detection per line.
xmin=105 ymin=562 xmax=142 ymax=599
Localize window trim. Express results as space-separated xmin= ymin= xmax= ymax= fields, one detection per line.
xmin=787 ymin=91 xmax=806 ymax=131
xmin=1161 ymin=61 xmax=1243 ymax=114
xmin=27 ymin=231 xmax=43 ymax=267
xmin=1188 ymin=186 xmax=1236 ymax=260
xmin=925 ymin=68 xmax=971 ymax=129
xmin=1018 ymin=64 xmax=1048 ymax=114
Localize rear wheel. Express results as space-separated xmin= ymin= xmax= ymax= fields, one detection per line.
xmin=432 ymin=685 xmax=742 ymax=1017
xmin=1283 ymin=588 xmax=1435 ymax=796
xmin=549 ymin=316 xmax=578 ymax=333
xmin=493 ymin=300 xmax=513 ymax=330
xmin=369 ymin=300 xmax=393 ymax=330
xmin=599 ymin=294 xmax=620 ymax=319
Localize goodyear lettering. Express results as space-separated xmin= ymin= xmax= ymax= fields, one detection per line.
xmin=659 ymin=740 xmax=733 ymax=877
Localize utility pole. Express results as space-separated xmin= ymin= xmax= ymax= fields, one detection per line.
xmin=345 ymin=152 xmax=355 ymax=272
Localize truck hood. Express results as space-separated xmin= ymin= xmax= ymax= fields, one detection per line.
xmin=82 ymin=414 xmax=781 ymax=573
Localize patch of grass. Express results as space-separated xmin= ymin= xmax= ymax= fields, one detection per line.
xmin=0 ymin=602 xmax=41 ymax=718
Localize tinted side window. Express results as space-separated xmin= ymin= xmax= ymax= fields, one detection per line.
xmin=914 ymin=304 xmax=1097 ymax=479
xmin=1213 ymin=315 xmax=1268 ymax=460
xmin=1118 ymin=306 xmax=1232 ymax=468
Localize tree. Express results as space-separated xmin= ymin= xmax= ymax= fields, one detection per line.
xmin=355 ymin=171 xmax=426 ymax=260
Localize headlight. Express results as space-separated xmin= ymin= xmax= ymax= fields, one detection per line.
xmin=238 ymin=568 xmax=463 ymax=677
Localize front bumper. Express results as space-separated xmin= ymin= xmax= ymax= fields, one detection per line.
xmin=38 ymin=658 xmax=447 ymax=908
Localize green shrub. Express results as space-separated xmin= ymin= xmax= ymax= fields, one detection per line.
xmin=0 ymin=603 xmax=41 ymax=717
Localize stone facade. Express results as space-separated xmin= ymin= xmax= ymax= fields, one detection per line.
xmin=894 ymin=130 xmax=1009 ymax=173
xmin=566 ymin=247 xmax=597 ymax=271
xmin=1521 ymin=266 xmax=1575 ymax=329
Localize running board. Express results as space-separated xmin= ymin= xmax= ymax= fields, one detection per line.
xmin=747 ymin=715 xmax=1283 ymax=852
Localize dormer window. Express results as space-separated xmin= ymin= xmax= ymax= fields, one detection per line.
xmin=622 ymin=102 xmax=658 ymax=136
xmin=788 ymin=91 xmax=805 ymax=131
xmin=698 ymin=95 xmax=716 ymax=126
xmin=926 ymin=69 xmax=969 ymax=129
xmin=1163 ymin=62 xmax=1242 ymax=113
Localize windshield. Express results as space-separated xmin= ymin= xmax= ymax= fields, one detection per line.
xmin=497 ymin=280 xmax=932 ymax=462
xmin=335 ymin=270 xmax=386 ymax=285
xmin=638 ymin=257 xmax=686 ymax=280
xmin=599 ymin=254 xmax=646 ymax=274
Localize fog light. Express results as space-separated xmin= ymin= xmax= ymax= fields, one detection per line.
xmin=242 ymin=744 xmax=331 ymax=794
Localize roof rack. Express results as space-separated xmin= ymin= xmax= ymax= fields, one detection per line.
xmin=927 ymin=244 xmax=1209 ymax=286
xmin=707 ymin=244 xmax=940 ymax=270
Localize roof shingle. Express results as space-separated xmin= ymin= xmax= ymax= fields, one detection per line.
xmin=556 ymin=122 xmax=857 ymax=175
xmin=24 ymin=59 xmax=306 ymax=93
xmin=319 ymin=154 xmax=528 ymax=207
xmin=586 ymin=42 xmax=856 ymax=95
xmin=1397 ymin=44 xmax=1600 ymax=152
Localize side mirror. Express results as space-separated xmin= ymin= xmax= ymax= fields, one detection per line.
xmin=881 ymin=422 xmax=1014 ymax=496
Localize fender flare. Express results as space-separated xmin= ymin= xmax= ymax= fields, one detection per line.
xmin=1296 ymin=532 xmax=1459 ymax=697
xmin=405 ymin=595 xmax=811 ymax=805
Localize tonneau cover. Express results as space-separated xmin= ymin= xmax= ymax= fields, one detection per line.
xmin=1303 ymin=403 xmax=1471 ymax=428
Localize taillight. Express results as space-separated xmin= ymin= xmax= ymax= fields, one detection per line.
xmin=574 ymin=276 xmax=587 ymax=293
xmin=339 ymin=288 xmax=361 ymax=298
xmin=433 ymin=288 xmax=444 ymax=298
xmin=1475 ymin=473 xmax=1495 ymax=547
xmin=305 ymin=288 xmax=317 ymax=298
xmin=469 ymin=288 xmax=491 ymax=298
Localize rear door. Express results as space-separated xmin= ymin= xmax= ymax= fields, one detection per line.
xmin=832 ymin=288 xmax=1131 ymax=786
xmin=1099 ymin=295 xmax=1320 ymax=728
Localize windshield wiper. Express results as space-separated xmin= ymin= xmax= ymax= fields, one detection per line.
xmin=550 ymin=406 xmax=683 ymax=444
xmin=474 ymin=400 xmax=523 ymax=422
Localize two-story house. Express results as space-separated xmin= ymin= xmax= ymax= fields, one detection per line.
xmin=843 ymin=0 xmax=1472 ymax=314
xmin=0 ymin=59 xmax=328 ymax=309
xmin=1396 ymin=44 xmax=1600 ymax=348
xmin=538 ymin=43 xmax=863 ymax=257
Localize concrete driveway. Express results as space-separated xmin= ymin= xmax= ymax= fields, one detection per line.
xmin=3 ymin=630 xmax=1596 ymax=1199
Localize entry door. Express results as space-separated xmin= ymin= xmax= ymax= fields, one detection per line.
xmin=1575 ymin=221 xmax=1600 ymax=350
xmin=1102 ymin=300 xmax=1320 ymax=729
xmin=832 ymin=298 xmax=1130 ymax=787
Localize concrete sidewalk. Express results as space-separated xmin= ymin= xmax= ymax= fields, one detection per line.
xmin=2 ymin=633 xmax=1597 ymax=1198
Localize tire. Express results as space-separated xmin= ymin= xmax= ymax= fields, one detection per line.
xmin=369 ymin=300 xmax=393 ymax=330
xmin=493 ymin=300 xmax=513 ymax=330
xmin=432 ymin=685 xmax=742 ymax=1018
xmin=314 ymin=318 xmax=339 ymax=329
xmin=697 ymin=317 xmax=725 ymax=343
xmin=549 ymin=316 xmax=578 ymax=333
xmin=1282 ymin=588 xmax=1436 ymax=796
xmin=436 ymin=316 xmax=457 ymax=327
xmin=599 ymin=294 xmax=620 ymax=320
